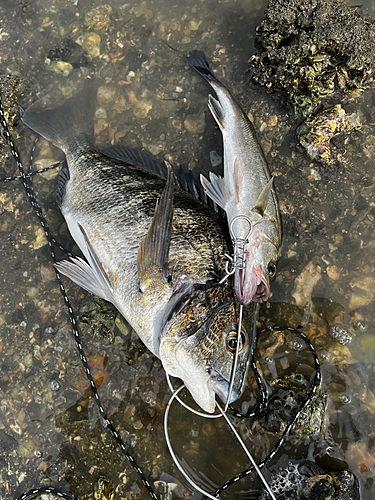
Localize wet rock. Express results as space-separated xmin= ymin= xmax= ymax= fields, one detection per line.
xmin=184 ymin=111 xmax=206 ymax=134
xmin=84 ymin=5 xmax=112 ymax=33
xmin=93 ymin=477 xmax=114 ymax=500
xmin=260 ymin=461 xmax=360 ymax=500
xmin=0 ymin=429 xmax=18 ymax=454
xmin=97 ymin=85 xmax=116 ymax=105
xmin=17 ymin=436 xmax=40 ymax=459
xmin=33 ymin=227 xmax=47 ymax=250
xmin=133 ymin=100 xmax=153 ymax=119
xmin=297 ymin=105 xmax=361 ymax=165
xmin=349 ymin=275 xmax=375 ymax=310
xmin=250 ymin=0 xmax=375 ymax=117
xmin=46 ymin=38 xmax=88 ymax=68
xmin=45 ymin=60 xmax=73 ymax=77
xmin=78 ymin=33 xmax=101 ymax=59
xmin=291 ymin=260 xmax=322 ymax=307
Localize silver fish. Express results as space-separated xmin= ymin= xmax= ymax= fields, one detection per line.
xmin=187 ymin=51 xmax=282 ymax=305
xmin=21 ymin=80 xmax=253 ymax=413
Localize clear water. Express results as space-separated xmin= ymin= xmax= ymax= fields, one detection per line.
xmin=0 ymin=0 xmax=374 ymax=499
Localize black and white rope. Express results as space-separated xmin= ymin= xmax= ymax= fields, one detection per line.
xmin=15 ymin=486 xmax=74 ymax=500
xmin=216 ymin=327 xmax=321 ymax=495
xmin=0 ymin=97 xmax=158 ymax=500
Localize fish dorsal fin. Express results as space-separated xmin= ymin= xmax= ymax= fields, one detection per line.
xmin=98 ymin=145 xmax=168 ymax=178
xmin=99 ymin=145 xmax=220 ymax=213
xmin=137 ymin=161 xmax=174 ymax=289
xmin=54 ymin=224 xmax=114 ymax=303
xmin=254 ymin=177 xmax=274 ymax=216
xmin=200 ymin=172 xmax=231 ymax=211
xmin=208 ymin=94 xmax=224 ymax=131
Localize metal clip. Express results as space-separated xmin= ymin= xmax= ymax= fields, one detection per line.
xmin=220 ymin=215 xmax=252 ymax=284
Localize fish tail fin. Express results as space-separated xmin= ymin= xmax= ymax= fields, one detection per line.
xmin=21 ymin=79 xmax=97 ymax=153
xmin=187 ymin=50 xmax=220 ymax=85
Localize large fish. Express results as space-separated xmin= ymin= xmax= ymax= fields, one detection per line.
xmin=21 ymin=80 xmax=252 ymax=413
xmin=187 ymin=50 xmax=282 ymax=305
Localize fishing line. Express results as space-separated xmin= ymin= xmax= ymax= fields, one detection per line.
xmin=216 ymin=328 xmax=321 ymax=495
xmin=164 ymin=381 xmax=277 ymax=500
xmin=0 ymin=96 xmax=158 ymax=500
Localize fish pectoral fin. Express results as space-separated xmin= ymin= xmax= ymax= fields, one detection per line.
xmin=137 ymin=161 xmax=174 ymax=287
xmin=200 ymin=172 xmax=230 ymax=211
xmin=208 ymin=95 xmax=225 ymax=131
xmin=254 ymin=177 xmax=274 ymax=216
xmin=55 ymin=256 xmax=114 ymax=303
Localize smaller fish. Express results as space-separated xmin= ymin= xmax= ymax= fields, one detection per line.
xmin=187 ymin=50 xmax=282 ymax=305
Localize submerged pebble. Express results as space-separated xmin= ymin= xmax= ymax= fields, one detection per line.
xmin=184 ymin=111 xmax=206 ymax=134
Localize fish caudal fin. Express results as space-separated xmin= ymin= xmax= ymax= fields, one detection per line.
xmin=186 ymin=50 xmax=220 ymax=85
xmin=200 ymin=172 xmax=231 ymax=211
xmin=21 ymin=79 xmax=97 ymax=153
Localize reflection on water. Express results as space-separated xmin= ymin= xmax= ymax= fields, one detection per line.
xmin=0 ymin=0 xmax=374 ymax=498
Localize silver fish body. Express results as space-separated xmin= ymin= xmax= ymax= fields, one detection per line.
xmin=21 ymin=81 xmax=252 ymax=413
xmin=187 ymin=51 xmax=282 ymax=305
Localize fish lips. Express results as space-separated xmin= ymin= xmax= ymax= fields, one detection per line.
xmin=235 ymin=265 xmax=270 ymax=305
xmin=209 ymin=369 xmax=240 ymax=405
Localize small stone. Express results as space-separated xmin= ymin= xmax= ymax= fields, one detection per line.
xmin=18 ymin=436 xmax=40 ymax=459
xmin=84 ymin=5 xmax=112 ymax=33
xmin=184 ymin=111 xmax=205 ymax=134
xmin=80 ymin=33 xmax=101 ymax=58
xmin=268 ymin=115 xmax=278 ymax=127
xmin=326 ymin=265 xmax=341 ymax=281
xmin=133 ymin=420 xmax=143 ymax=430
xmin=45 ymin=60 xmax=73 ymax=77
xmin=97 ymin=85 xmax=116 ymax=105
xmin=188 ymin=20 xmax=202 ymax=31
xmin=23 ymin=354 xmax=33 ymax=368
xmin=33 ymin=227 xmax=47 ymax=250
xmin=40 ymin=264 xmax=55 ymax=282
xmin=291 ymin=259 xmax=322 ymax=307
xmin=26 ymin=287 xmax=39 ymax=298
xmin=349 ymin=275 xmax=375 ymax=309
xmin=133 ymin=100 xmax=153 ymax=119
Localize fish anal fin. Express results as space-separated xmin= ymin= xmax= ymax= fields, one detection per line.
xmin=137 ymin=161 xmax=174 ymax=288
xmin=208 ymin=95 xmax=224 ymax=131
xmin=200 ymin=172 xmax=231 ymax=211
xmin=254 ymin=177 xmax=274 ymax=216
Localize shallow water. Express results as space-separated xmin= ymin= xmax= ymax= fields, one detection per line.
xmin=0 ymin=0 xmax=374 ymax=499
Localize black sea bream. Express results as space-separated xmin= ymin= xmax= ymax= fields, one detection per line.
xmin=22 ymin=81 xmax=251 ymax=413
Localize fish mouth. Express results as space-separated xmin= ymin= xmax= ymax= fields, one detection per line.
xmin=209 ymin=369 xmax=238 ymax=405
xmin=235 ymin=266 xmax=270 ymax=305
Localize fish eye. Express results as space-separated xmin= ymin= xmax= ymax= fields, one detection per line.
xmin=267 ymin=263 xmax=276 ymax=278
xmin=226 ymin=330 xmax=246 ymax=353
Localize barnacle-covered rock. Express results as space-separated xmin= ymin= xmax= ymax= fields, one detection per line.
xmin=259 ymin=461 xmax=360 ymax=500
xmin=250 ymin=0 xmax=375 ymax=117
xmin=297 ymin=105 xmax=361 ymax=164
